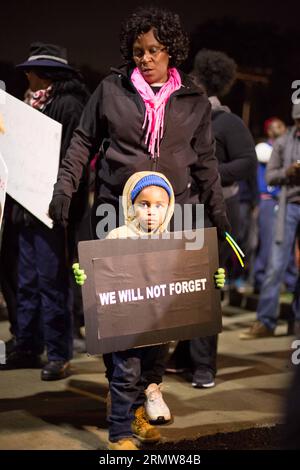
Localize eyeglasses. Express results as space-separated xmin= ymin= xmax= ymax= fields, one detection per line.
xmin=133 ymin=46 xmax=167 ymax=61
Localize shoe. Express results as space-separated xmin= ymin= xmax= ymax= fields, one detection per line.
xmin=131 ymin=406 xmax=161 ymax=443
xmin=0 ymin=349 xmax=42 ymax=370
xmin=107 ymin=438 xmax=139 ymax=450
xmin=192 ymin=368 xmax=215 ymax=388
xmin=145 ymin=383 xmax=171 ymax=424
xmin=239 ymin=320 xmax=274 ymax=340
xmin=41 ymin=361 xmax=70 ymax=381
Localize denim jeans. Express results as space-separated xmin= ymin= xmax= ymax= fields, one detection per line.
xmin=108 ymin=344 xmax=167 ymax=442
xmin=257 ymin=203 xmax=300 ymax=331
xmin=254 ymin=199 xmax=297 ymax=292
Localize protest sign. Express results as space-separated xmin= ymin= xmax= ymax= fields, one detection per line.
xmin=79 ymin=228 xmax=222 ymax=354
xmin=0 ymin=89 xmax=61 ymax=228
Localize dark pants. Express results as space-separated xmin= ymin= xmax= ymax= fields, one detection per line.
xmin=103 ymin=343 xmax=169 ymax=384
xmin=107 ymin=344 xmax=169 ymax=442
xmin=168 ymin=336 xmax=218 ymax=375
xmin=16 ymin=222 xmax=73 ymax=361
xmin=0 ymin=217 xmax=19 ymax=335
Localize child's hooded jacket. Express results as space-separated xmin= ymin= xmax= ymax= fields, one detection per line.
xmin=107 ymin=171 xmax=175 ymax=239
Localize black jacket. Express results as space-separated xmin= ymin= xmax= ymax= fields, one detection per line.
xmin=44 ymin=93 xmax=87 ymax=165
xmin=53 ymin=66 xmax=226 ymax=224
xmin=44 ymin=92 xmax=89 ymax=223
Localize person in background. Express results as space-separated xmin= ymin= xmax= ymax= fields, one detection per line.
xmin=253 ymin=118 xmax=297 ymax=294
xmin=240 ymin=104 xmax=300 ymax=340
xmin=0 ymin=42 xmax=90 ymax=380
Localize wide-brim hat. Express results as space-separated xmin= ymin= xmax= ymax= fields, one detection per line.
xmin=16 ymin=42 xmax=75 ymax=71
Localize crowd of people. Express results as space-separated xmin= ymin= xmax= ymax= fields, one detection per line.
xmin=0 ymin=5 xmax=299 ymax=450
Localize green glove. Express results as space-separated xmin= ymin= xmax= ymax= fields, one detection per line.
xmin=214 ymin=268 xmax=225 ymax=289
xmin=72 ymin=262 xmax=87 ymax=286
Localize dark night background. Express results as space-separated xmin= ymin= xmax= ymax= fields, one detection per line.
xmin=1 ymin=0 xmax=300 ymax=138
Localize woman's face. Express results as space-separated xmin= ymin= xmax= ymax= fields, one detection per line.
xmin=132 ymin=29 xmax=169 ymax=84
xmin=25 ymin=71 xmax=52 ymax=92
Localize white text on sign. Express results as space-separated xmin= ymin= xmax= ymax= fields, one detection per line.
xmin=98 ymin=278 xmax=207 ymax=306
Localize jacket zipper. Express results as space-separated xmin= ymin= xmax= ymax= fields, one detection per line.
xmin=114 ymin=70 xmax=200 ymax=172
xmin=151 ymin=156 xmax=159 ymax=171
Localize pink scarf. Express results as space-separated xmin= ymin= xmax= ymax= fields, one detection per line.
xmin=131 ymin=67 xmax=181 ymax=158
xmin=29 ymin=86 xmax=53 ymax=111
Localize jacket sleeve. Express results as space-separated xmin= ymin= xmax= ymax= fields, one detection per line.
xmin=218 ymin=113 xmax=257 ymax=186
xmin=190 ymin=101 xmax=227 ymax=220
xmin=266 ymin=137 xmax=288 ymax=186
xmin=53 ymin=83 xmax=106 ymax=198
xmin=55 ymin=97 xmax=85 ymax=162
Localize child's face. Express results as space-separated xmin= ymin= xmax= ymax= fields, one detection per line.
xmin=133 ymin=185 xmax=170 ymax=232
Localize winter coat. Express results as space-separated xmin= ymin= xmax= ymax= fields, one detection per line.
xmin=53 ymin=65 xmax=226 ymax=226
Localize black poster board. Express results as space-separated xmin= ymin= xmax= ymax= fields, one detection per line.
xmin=78 ymin=228 xmax=222 ymax=354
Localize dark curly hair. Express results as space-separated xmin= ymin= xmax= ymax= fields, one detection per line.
xmin=192 ymin=49 xmax=237 ymax=97
xmin=120 ymin=6 xmax=189 ymax=67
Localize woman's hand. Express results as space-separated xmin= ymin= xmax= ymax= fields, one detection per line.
xmin=214 ymin=268 xmax=225 ymax=289
xmin=72 ymin=263 xmax=87 ymax=286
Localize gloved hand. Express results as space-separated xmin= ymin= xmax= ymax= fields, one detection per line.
xmin=72 ymin=263 xmax=87 ymax=286
xmin=48 ymin=194 xmax=71 ymax=227
xmin=212 ymin=214 xmax=231 ymax=240
xmin=214 ymin=268 xmax=225 ymax=289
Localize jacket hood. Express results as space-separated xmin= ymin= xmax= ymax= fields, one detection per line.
xmin=122 ymin=171 xmax=175 ymax=235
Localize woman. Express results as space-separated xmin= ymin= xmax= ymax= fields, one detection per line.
xmin=49 ymin=7 xmax=229 ymax=449
xmin=2 ymin=42 xmax=90 ymax=380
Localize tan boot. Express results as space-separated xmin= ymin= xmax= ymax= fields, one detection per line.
xmin=239 ymin=321 xmax=274 ymax=340
xmin=107 ymin=438 xmax=139 ymax=450
xmin=131 ymin=406 xmax=161 ymax=443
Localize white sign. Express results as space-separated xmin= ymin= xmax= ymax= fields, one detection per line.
xmin=0 ymin=89 xmax=62 ymax=228
xmin=0 ymin=151 xmax=8 ymax=228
